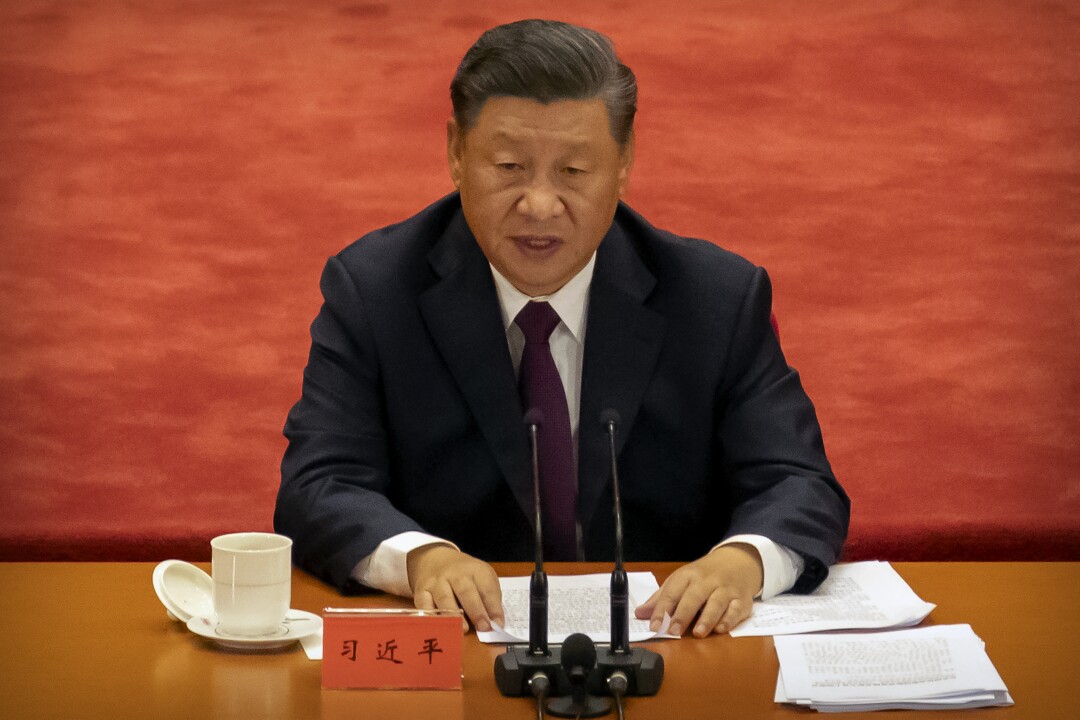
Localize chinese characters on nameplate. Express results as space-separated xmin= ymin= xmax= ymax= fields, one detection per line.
xmin=321 ymin=608 xmax=463 ymax=690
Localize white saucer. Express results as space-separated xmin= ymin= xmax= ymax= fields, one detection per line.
xmin=187 ymin=609 xmax=322 ymax=651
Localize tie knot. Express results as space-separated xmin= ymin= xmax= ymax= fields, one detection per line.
xmin=515 ymin=301 xmax=561 ymax=344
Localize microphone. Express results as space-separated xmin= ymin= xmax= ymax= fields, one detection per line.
xmin=525 ymin=409 xmax=547 ymax=657
xmin=601 ymin=409 xmax=630 ymax=656
xmin=546 ymin=633 xmax=612 ymax=718
xmin=592 ymin=409 xmax=665 ymax=697
xmin=494 ymin=410 xmax=568 ymax=697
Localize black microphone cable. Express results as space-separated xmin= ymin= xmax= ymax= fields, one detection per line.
xmin=607 ymin=671 xmax=628 ymax=720
xmin=529 ymin=670 xmax=550 ymax=720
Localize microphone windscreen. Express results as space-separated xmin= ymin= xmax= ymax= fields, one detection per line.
xmin=561 ymin=632 xmax=597 ymax=670
xmin=600 ymin=408 xmax=621 ymax=428
xmin=524 ymin=408 xmax=545 ymax=428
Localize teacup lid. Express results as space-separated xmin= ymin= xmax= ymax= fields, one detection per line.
xmin=152 ymin=560 xmax=213 ymax=623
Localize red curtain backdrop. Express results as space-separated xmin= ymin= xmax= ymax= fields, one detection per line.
xmin=1 ymin=0 xmax=1077 ymax=561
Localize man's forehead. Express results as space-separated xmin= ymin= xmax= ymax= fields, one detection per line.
xmin=466 ymin=96 xmax=617 ymax=143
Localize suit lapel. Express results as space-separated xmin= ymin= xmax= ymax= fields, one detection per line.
xmin=577 ymin=220 xmax=666 ymax=540
xmin=418 ymin=212 xmax=534 ymax=521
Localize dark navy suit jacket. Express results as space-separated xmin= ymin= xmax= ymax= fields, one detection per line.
xmin=275 ymin=193 xmax=849 ymax=593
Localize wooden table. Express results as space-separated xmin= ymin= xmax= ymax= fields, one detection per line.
xmin=0 ymin=562 xmax=1076 ymax=719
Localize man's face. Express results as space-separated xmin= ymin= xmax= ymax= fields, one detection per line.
xmin=447 ymin=96 xmax=634 ymax=297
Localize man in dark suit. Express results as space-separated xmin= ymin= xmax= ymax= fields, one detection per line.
xmin=275 ymin=19 xmax=848 ymax=639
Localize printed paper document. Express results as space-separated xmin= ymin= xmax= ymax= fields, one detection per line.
xmin=731 ymin=561 xmax=935 ymax=637
xmin=773 ymin=624 xmax=1013 ymax=712
xmin=477 ymin=572 xmax=673 ymax=645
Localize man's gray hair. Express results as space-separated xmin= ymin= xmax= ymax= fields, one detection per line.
xmin=450 ymin=19 xmax=637 ymax=146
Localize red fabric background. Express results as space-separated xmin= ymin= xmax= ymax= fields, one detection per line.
xmin=1 ymin=1 xmax=1077 ymax=561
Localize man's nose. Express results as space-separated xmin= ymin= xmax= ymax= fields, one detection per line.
xmin=516 ymin=175 xmax=565 ymax=221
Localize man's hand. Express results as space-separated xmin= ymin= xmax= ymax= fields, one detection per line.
xmin=406 ymin=544 xmax=504 ymax=632
xmin=634 ymin=543 xmax=763 ymax=637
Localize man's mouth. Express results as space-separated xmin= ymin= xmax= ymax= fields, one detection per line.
xmin=512 ymin=235 xmax=562 ymax=252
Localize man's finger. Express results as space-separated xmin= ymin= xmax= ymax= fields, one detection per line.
xmin=413 ymin=589 xmax=435 ymax=611
xmin=668 ymin=583 xmax=715 ymax=636
xmin=715 ymin=597 xmax=750 ymax=635
xmin=476 ymin=579 xmax=505 ymax=627
xmin=415 ymin=587 xmax=470 ymax=632
xmin=428 ymin=582 xmax=462 ymax=613
xmin=646 ymin=574 xmax=690 ymax=632
xmin=692 ymin=591 xmax=731 ymax=637
xmin=450 ymin=580 xmax=492 ymax=632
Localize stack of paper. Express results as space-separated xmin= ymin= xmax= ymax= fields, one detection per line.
xmin=731 ymin=561 xmax=935 ymax=637
xmin=774 ymin=624 xmax=1013 ymax=712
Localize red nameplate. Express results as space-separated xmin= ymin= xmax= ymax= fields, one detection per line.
xmin=321 ymin=609 xmax=463 ymax=690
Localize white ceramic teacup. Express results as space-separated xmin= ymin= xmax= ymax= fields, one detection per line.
xmin=211 ymin=532 xmax=292 ymax=637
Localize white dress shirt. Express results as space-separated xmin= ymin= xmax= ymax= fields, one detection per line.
xmin=352 ymin=255 xmax=803 ymax=600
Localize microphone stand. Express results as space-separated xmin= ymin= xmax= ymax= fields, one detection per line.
xmin=546 ymin=633 xmax=612 ymax=718
xmin=494 ymin=412 xmax=568 ymax=698
xmin=592 ymin=410 xmax=665 ymax=698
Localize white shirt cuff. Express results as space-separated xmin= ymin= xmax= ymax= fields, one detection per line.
xmin=350 ymin=531 xmax=458 ymax=598
xmin=717 ymin=534 xmax=805 ymax=600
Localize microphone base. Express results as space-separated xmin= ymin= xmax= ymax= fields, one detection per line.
xmin=493 ymin=646 xmax=568 ymax=697
xmin=593 ymin=646 xmax=665 ymax=696
xmin=546 ymin=692 xmax=612 ymax=718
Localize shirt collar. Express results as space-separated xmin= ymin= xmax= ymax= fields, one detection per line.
xmin=490 ymin=253 xmax=596 ymax=343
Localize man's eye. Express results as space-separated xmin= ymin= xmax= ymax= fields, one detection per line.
xmin=497 ymin=162 xmax=521 ymax=171
xmin=564 ymin=167 xmax=586 ymax=176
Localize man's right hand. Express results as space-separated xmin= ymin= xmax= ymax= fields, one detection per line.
xmin=406 ymin=544 xmax=504 ymax=632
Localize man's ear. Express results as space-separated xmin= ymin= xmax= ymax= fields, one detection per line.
xmin=447 ymin=118 xmax=465 ymax=188
xmin=617 ymin=131 xmax=635 ymax=196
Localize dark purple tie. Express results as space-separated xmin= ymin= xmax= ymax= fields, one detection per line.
xmin=515 ymin=301 xmax=577 ymax=561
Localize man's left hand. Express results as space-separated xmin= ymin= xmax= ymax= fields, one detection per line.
xmin=634 ymin=543 xmax=763 ymax=637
